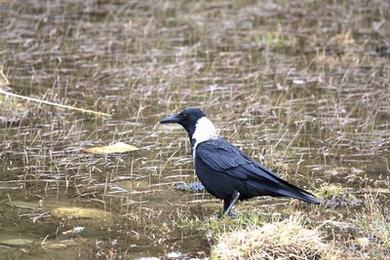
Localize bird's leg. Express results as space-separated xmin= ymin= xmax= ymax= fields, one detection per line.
xmin=223 ymin=191 xmax=240 ymax=216
xmin=223 ymin=199 xmax=230 ymax=214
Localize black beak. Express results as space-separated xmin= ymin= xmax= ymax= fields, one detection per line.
xmin=160 ymin=114 xmax=180 ymax=124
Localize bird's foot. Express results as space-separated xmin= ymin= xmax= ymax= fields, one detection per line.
xmin=219 ymin=210 xmax=240 ymax=219
xmin=227 ymin=210 xmax=240 ymax=219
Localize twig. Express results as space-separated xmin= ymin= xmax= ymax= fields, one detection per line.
xmin=0 ymin=64 xmax=9 ymax=85
xmin=0 ymin=89 xmax=111 ymax=117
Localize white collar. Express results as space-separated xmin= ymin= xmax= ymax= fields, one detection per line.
xmin=192 ymin=116 xmax=219 ymax=159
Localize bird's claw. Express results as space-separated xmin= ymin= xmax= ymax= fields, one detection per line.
xmin=227 ymin=210 xmax=240 ymax=219
xmin=219 ymin=210 xmax=240 ymax=219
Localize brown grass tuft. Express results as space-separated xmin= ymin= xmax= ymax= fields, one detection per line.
xmin=212 ymin=215 xmax=336 ymax=260
xmin=355 ymin=194 xmax=390 ymax=251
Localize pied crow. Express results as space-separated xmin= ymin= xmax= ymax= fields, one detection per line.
xmin=160 ymin=108 xmax=319 ymax=215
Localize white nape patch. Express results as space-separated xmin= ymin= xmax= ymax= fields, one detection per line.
xmin=192 ymin=116 xmax=219 ymax=159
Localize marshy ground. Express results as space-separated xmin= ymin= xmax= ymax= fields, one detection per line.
xmin=0 ymin=0 xmax=389 ymax=259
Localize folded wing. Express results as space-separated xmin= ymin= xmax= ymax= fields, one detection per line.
xmin=196 ymin=139 xmax=319 ymax=204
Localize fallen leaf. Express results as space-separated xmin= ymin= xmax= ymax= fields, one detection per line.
xmin=82 ymin=141 xmax=138 ymax=154
xmin=44 ymin=239 xmax=83 ymax=250
xmin=50 ymin=207 xmax=114 ymax=221
xmin=0 ymin=239 xmax=34 ymax=247
xmin=44 ymin=243 xmax=68 ymax=250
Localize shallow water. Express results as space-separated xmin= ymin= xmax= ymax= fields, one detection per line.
xmin=0 ymin=0 xmax=389 ymax=258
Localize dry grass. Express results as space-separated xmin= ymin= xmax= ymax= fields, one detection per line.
xmin=315 ymin=184 xmax=346 ymax=199
xmin=355 ymin=194 xmax=390 ymax=253
xmin=212 ymin=215 xmax=335 ymax=260
xmin=0 ymin=0 xmax=389 ymax=258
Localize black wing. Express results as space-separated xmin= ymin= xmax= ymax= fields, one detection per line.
xmin=196 ymin=139 xmax=283 ymax=182
xmin=196 ymin=139 xmax=319 ymax=204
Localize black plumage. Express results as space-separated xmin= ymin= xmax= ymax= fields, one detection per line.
xmin=160 ymin=108 xmax=319 ymax=215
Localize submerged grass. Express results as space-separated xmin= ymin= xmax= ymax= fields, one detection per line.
xmin=0 ymin=0 xmax=389 ymax=258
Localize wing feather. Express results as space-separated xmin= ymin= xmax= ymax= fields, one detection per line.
xmin=196 ymin=139 xmax=282 ymax=183
xmin=196 ymin=139 xmax=319 ymax=204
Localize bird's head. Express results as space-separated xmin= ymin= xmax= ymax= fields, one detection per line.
xmin=160 ymin=108 xmax=206 ymax=132
xmin=160 ymin=108 xmax=218 ymax=146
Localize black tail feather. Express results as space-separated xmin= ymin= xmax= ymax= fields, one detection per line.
xmin=277 ymin=184 xmax=320 ymax=204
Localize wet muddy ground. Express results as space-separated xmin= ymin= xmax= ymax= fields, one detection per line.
xmin=0 ymin=0 xmax=389 ymax=259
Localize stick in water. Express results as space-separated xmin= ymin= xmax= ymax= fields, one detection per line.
xmin=0 ymin=89 xmax=111 ymax=117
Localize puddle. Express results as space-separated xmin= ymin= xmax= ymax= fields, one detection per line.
xmin=0 ymin=0 xmax=389 ymax=258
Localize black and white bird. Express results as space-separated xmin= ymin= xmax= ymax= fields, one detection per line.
xmin=160 ymin=108 xmax=319 ymax=215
